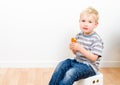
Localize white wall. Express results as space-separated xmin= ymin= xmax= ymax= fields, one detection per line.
xmin=0 ymin=0 xmax=120 ymax=67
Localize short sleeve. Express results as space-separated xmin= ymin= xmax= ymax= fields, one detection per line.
xmin=91 ymin=39 xmax=104 ymax=57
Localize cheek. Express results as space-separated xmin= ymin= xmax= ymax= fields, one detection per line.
xmin=80 ymin=24 xmax=83 ymax=29
xmin=89 ymin=24 xmax=95 ymax=28
xmin=89 ymin=25 xmax=95 ymax=30
xmin=79 ymin=23 xmax=83 ymax=27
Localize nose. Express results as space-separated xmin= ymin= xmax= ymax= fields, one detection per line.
xmin=84 ymin=22 xmax=88 ymax=27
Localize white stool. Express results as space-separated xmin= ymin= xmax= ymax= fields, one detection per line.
xmin=73 ymin=72 xmax=103 ymax=85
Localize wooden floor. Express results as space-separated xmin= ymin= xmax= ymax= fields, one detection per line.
xmin=0 ymin=68 xmax=120 ymax=85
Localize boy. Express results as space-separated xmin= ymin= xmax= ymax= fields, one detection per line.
xmin=49 ymin=7 xmax=103 ymax=85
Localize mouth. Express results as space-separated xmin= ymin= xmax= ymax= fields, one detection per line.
xmin=83 ymin=27 xmax=89 ymax=30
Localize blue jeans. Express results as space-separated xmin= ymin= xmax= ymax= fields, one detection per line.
xmin=49 ymin=59 xmax=96 ymax=85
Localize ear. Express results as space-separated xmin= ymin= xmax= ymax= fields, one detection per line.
xmin=94 ymin=22 xmax=98 ymax=29
xmin=95 ymin=22 xmax=98 ymax=27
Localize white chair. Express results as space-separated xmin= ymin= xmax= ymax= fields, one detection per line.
xmin=73 ymin=72 xmax=103 ymax=85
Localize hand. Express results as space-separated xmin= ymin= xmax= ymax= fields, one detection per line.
xmin=72 ymin=49 xmax=76 ymax=54
xmin=70 ymin=42 xmax=82 ymax=52
xmin=69 ymin=43 xmax=76 ymax=54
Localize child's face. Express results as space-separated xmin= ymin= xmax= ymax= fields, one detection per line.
xmin=79 ymin=13 xmax=98 ymax=35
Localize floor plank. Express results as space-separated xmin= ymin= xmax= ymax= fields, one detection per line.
xmin=0 ymin=68 xmax=119 ymax=85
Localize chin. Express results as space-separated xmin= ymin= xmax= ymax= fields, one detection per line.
xmin=83 ymin=31 xmax=91 ymax=34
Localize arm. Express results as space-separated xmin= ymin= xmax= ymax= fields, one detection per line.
xmin=70 ymin=42 xmax=98 ymax=62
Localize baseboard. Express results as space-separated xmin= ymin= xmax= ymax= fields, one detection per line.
xmin=100 ymin=61 xmax=120 ymax=68
xmin=0 ymin=60 xmax=120 ymax=68
xmin=0 ymin=60 xmax=60 ymax=68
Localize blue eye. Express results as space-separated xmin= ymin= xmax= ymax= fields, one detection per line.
xmin=82 ymin=20 xmax=85 ymax=22
xmin=89 ymin=21 xmax=92 ymax=23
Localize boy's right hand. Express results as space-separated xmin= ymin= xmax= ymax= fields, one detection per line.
xmin=72 ymin=49 xmax=76 ymax=54
xmin=70 ymin=37 xmax=77 ymax=54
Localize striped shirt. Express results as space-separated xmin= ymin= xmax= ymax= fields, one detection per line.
xmin=75 ymin=32 xmax=104 ymax=72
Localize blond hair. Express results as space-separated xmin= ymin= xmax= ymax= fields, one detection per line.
xmin=80 ymin=7 xmax=99 ymax=23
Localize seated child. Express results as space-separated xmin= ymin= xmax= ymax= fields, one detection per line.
xmin=49 ymin=7 xmax=104 ymax=85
